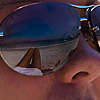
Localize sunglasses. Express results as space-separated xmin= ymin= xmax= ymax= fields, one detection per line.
xmin=70 ymin=4 xmax=100 ymax=53
xmin=0 ymin=2 xmax=99 ymax=76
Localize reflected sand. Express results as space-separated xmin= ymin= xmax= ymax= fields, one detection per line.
xmin=0 ymin=38 xmax=79 ymax=76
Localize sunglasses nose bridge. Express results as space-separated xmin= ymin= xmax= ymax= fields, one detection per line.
xmin=80 ymin=18 xmax=88 ymax=22
xmin=68 ymin=3 xmax=94 ymax=9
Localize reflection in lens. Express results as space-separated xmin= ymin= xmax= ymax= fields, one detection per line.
xmin=0 ymin=2 xmax=81 ymax=76
xmin=14 ymin=66 xmax=43 ymax=76
xmin=90 ymin=6 xmax=100 ymax=47
xmin=0 ymin=36 xmax=79 ymax=75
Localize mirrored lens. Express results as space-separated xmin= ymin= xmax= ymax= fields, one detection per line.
xmin=0 ymin=2 xmax=81 ymax=76
xmin=90 ymin=5 xmax=100 ymax=47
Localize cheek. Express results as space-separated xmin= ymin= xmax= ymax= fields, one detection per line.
xmin=15 ymin=76 xmax=52 ymax=100
xmin=1 ymin=74 xmax=54 ymax=100
xmin=92 ymin=75 xmax=100 ymax=99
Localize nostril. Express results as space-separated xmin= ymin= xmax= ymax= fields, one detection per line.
xmin=72 ymin=71 xmax=89 ymax=80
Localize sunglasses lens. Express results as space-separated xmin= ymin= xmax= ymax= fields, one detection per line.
xmin=0 ymin=2 xmax=81 ymax=76
xmin=90 ymin=6 xmax=100 ymax=46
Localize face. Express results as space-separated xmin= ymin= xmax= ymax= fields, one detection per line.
xmin=0 ymin=0 xmax=100 ymax=100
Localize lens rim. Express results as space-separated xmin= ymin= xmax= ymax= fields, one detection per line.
xmin=0 ymin=2 xmax=81 ymax=75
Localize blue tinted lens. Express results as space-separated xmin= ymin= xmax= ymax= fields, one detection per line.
xmin=0 ymin=2 xmax=81 ymax=75
xmin=0 ymin=2 xmax=80 ymax=44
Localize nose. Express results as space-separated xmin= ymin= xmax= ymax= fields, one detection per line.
xmin=58 ymin=35 xmax=100 ymax=84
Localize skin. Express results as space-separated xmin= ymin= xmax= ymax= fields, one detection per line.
xmin=0 ymin=0 xmax=100 ymax=100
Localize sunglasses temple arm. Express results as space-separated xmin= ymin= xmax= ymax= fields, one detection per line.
xmin=80 ymin=18 xmax=100 ymax=52
xmin=91 ymin=31 xmax=100 ymax=52
xmin=87 ymin=12 xmax=100 ymax=53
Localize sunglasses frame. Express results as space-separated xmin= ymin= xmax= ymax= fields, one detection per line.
xmin=0 ymin=2 xmax=100 ymax=75
xmin=0 ymin=2 xmax=81 ymax=75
